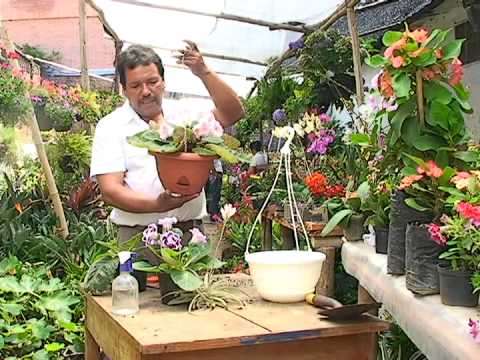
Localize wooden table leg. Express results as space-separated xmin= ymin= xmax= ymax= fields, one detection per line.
xmin=85 ymin=328 xmax=101 ymax=360
xmin=315 ymin=246 xmax=335 ymax=297
xmin=262 ymin=217 xmax=273 ymax=251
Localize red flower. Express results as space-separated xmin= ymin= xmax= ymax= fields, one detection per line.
xmin=457 ymin=202 xmax=480 ymax=222
xmin=305 ymin=172 xmax=327 ymax=196
xmin=7 ymin=51 xmax=20 ymax=60
xmin=427 ymin=223 xmax=447 ymax=246
xmin=324 ymin=184 xmax=346 ymax=198
xmin=422 ymin=64 xmax=444 ymax=81
xmin=408 ymin=28 xmax=429 ymax=44
xmin=399 ymin=174 xmax=424 ymax=190
xmin=391 ymin=55 xmax=406 ymax=68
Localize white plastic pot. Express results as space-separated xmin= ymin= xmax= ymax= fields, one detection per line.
xmin=245 ymin=250 xmax=326 ymax=303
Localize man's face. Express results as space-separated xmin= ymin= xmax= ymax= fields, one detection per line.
xmin=123 ymin=63 xmax=165 ymax=120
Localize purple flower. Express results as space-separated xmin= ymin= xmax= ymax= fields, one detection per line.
xmin=319 ymin=114 xmax=331 ymax=123
xmin=161 ymin=231 xmax=183 ymax=250
xmin=307 ymin=129 xmax=336 ymax=155
xmin=378 ymin=133 xmax=386 ymax=149
xmin=30 ymin=95 xmax=43 ymax=103
xmin=142 ymin=224 xmax=159 ymax=246
xmin=288 ymin=38 xmax=304 ymax=50
xmin=272 ymin=109 xmax=286 ymax=124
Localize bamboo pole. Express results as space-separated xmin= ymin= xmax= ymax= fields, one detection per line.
xmin=79 ymin=0 xmax=90 ymax=90
xmin=110 ymin=0 xmax=311 ymax=33
xmin=347 ymin=5 xmax=364 ymax=104
xmin=416 ymin=70 xmax=425 ymax=127
xmin=0 ymin=21 xmax=69 ymax=238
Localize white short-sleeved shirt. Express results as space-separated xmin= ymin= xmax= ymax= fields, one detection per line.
xmin=249 ymin=152 xmax=268 ymax=167
xmin=90 ymin=101 xmax=208 ymax=226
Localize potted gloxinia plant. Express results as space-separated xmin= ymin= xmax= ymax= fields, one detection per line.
xmin=128 ymin=112 xmax=248 ymax=195
xmin=133 ymin=217 xmax=224 ymax=304
xmin=428 ymin=170 xmax=480 ymax=306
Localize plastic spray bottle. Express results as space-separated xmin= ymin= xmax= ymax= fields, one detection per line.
xmin=111 ymin=251 xmax=139 ymax=316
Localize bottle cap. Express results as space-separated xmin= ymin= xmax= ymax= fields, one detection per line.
xmin=118 ymin=251 xmax=134 ymax=273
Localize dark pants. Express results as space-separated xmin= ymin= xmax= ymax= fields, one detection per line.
xmin=207 ymin=172 xmax=223 ymax=216
xmin=118 ymin=220 xmax=203 ymax=265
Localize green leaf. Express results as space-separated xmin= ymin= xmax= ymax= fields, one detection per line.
xmin=0 ymin=276 xmax=24 ymax=293
xmin=349 ymin=133 xmax=370 ymax=145
xmin=201 ymin=136 xmax=224 ymax=144
xmin=0 ymin=256 xmax=20 ymax=276
xmin=204 ymin=144 xmax=238 ymax=163
xmin=0 ymin=303 xmax=23 ymax=316
xmin=148 ymin=143 xmax=182 ymax=153
xmin=365 ymin=55 xmax=388 ymax=68
xmin=35 ymin=292 xmax=80 ymax=322
xmin=424 ymin=81 xmax=452 ymax=105
xmin=222 ymin=133 xmax=241 ymax=149
xmin=453 ymin=83 xmax=470 ymax=101
xmin=424 ymin=29 xmax=450 ymax=49
xmin=427 ymin=100 xmax=451 ymax=130
xmin=438 ymin=167 xmax=455 ymax=186
xmin=411 ymin=51 xmax=436 ymax=67
xmin=20 ymin=275 xmax=41 ymax=293
xmin=169 ymin=270 xmax=202 ymax=291
xmin=321 ymin=209 xmax=353 ymax=236
xmin=404 ymin=198 xmax=429 ymax=212
xmin=392 ymin=73 xmax=411 ymax=98
xmin=435 ymin=150 xmax=449 ymax=168
xmin=82 ymin=257 xmax=118 ymax=295
xmin=383 ymin=31 xmax=403 ymax=46
xmin=45 ymin=342 xmax=65 ymax=352
xmin=32 ymin=350 xmax=49 ymax=360
xmin=31 ymin=319 xmax=54 ymax=340
xmin=0 ymin=335 xmax=3 ymax=350
xmin=413 ymin=134 xmax=445 ymax=151
xmin=160 ymin=247 xmax=180 ymax=268
xmin=403 ymin=153 xmax=426 ymax=167
xmin=453 ymin=151 xmax=479 ymax=163
xmin=442 ymin=39 xmax=464 ymax=60
xmin=132 ymin=261 xmax=160 ymax=273
xmin=192 ymin=147 xmax=217 ymax=156
xmin=390 ymin=99 xmax=416 ymax=145
xmin=38 ymin=278 xmax=63 ymax=293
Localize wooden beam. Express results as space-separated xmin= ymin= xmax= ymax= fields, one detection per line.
xmin=111 ymin=0 xmax=311 ymax=33
xmin=79 ymin=0 xmax=90 ymax=90
xmin=0 ymin=21 xmax=69 ymax=239
xmin=347 ymin=5 xmax=364 ymax=104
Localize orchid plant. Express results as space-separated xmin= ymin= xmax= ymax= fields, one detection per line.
xmin=134 ymin=217 xmax=224 ymax=292
xmin=127 ymin=110 xmax=248 ymax=164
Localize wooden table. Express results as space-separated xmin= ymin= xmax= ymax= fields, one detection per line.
xmin=342 ymin=241 xmax=480 ymax=360
xmin=261 ymin=211 xmax=344 ymax=296
xmin=86 ymin=284 xmax=389 ymax=360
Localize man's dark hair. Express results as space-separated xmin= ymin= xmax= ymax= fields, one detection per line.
xmin=249 ymin=140 xmax=262 ymax=152
xmin=116 ymin=45 xmax=165 ymax=86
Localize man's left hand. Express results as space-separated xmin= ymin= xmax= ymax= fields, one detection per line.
xmin=174 ymin=40 xmax=210 ymax=78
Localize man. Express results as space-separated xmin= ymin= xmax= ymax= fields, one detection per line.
xmin=247 ymin=140 xmax=268 ymax=176
xmin=90 ymin=42 xmax=244 ymax=247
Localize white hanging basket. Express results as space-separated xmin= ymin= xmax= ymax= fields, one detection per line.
xmin=245 ymin=127 xmax=325 ymax=303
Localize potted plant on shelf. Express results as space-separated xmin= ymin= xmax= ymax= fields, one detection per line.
xmin=428 ymin=170 xmax=480 ymax=306
xmin=363 ymin=181 xmax=392 ymax=254
xmin=128 ymin=113 xmax=248 ymax=195
xmin=320 ymin=183 xmax=367 ymax=241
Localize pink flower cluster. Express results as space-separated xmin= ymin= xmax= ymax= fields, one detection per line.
xmin=426 ymin=223 xmax=447 ymax=246
xmin=193 ymin=115 xmax=224 ymax=139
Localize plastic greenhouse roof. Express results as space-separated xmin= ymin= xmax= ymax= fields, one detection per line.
xmin=90 ymin=0 xmax=347 ymax=97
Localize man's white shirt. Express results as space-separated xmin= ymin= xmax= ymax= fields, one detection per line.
xmin=90 ymin=101 xmax=207 ymax=226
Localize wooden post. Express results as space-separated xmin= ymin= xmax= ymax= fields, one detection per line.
xmin=347 ymin=5 xmax=364 ymax=104
xmin=261 ymin=217 xmax=273 ymax=251
xmin=315 ymin=246 xmax=336 ymax=297
xmin=79 ymin=0 xmax=90 ymax=91
xmin=0 ymin=21 xmax=69 ymax=239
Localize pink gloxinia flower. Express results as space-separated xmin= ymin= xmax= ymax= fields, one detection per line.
xmin=193 ymin=115 xmax=224 ymax=138
xmin=158 ymin=122 xmax=174 ymax=140
xmin=158 ymin=217 xmax=178 ymax=232
xmin=190 ymin=228 xmax=207 ymax=245
xmin=468 ymin=319 xmax=480 ymax=343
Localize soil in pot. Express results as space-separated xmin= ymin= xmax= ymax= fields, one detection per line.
xmin=438 ymin=265 xmax=479 ymax=307
xmin=405 ymin=224 xmax=442 ymax=295
xmin=374 ymin=227 xmax=389 ymax=254
xmin=343 ymin=214 xmax=365 ymax=241
xmin=387 ymin=191 xmax=434 ymax=275
xmin=158 ymin=272 xmax=181 ymax=305
xmin=152 ymin=152 xmax=216 ymax=195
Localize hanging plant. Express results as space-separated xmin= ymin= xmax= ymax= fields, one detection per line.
xmin=0 ymin=65 xmax=30 ymax=127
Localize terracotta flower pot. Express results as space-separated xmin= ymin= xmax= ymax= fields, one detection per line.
xmin=151 ymin=152 xmax=217 ymax=195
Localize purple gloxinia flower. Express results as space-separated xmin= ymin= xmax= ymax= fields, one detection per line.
xmin=142 ymin=223 xmax=159 ymax=246
xmin=272 ymin=108 xmax=286 ymax=124
xmin=161 ymin=231 xmax=183 ymax=250
xmin=307 ymin=129 xmax=336 ymax=155
xmin=289 ymin=38 xmax=304 ymax=50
